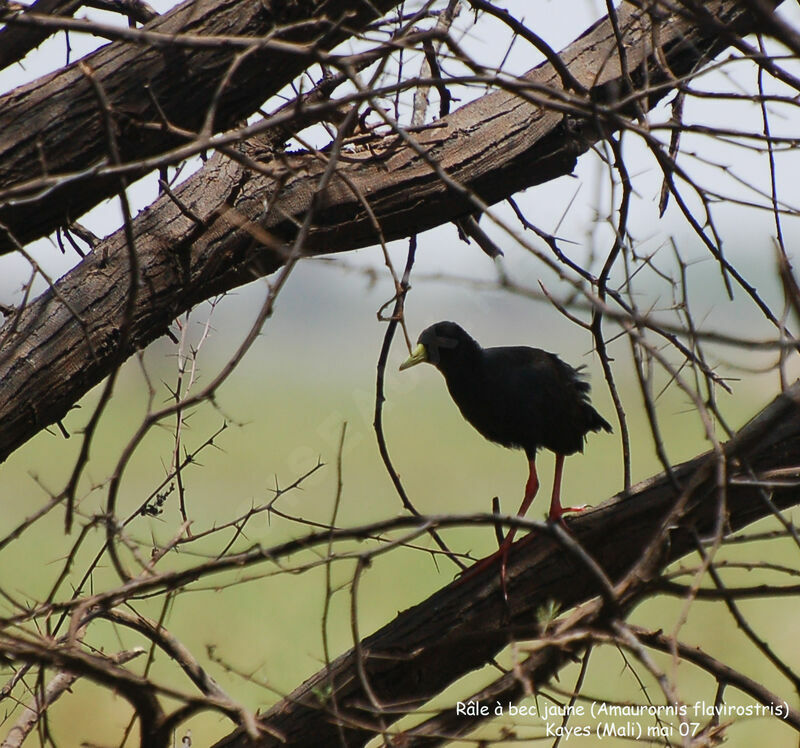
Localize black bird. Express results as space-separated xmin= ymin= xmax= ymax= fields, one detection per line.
xmin=400 ymin=321 xmax=611 ymax=555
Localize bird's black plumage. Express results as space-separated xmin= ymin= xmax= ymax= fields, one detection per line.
xmin=410 ymin=321 xmax=611 ymax=459
xmin=400 ymin=321 xmax=612 ymax=589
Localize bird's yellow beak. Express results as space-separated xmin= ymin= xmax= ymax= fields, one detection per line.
xmin=399 ymin=343 xmax=428 ymax=371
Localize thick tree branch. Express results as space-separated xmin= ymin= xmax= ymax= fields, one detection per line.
xmin=0 ymin=0 xmax=155 ymax=73
xmin=212 ymin=382 xmax=800 ymax=747
xmin=0 ymin=0 xmax=83 ymax=72
xmin=0 ymin=0 xmax=780 ymax=464
xmin=0 ymin=0 xmax=401 ymax=251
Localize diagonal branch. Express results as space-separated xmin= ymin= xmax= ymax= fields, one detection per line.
xmin=0 ymin=0 xmax=781 ymax=464
xmin=0 ymin=0 xmax=403 ymax=251
xmin=212 ymin=382 xmax=800 ymax=747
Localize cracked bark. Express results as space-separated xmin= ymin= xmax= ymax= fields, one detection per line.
xmin=212 ymin=383 xmax=800 ymax=746
xmin=0 ymin=0 xmax=778 ymax=464
xmin=0 ymin=0 xmax=401 ymax=251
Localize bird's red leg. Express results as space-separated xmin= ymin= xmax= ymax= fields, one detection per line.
xmin=504 ymin=457 xmax=539 ymax=546
xmin=457 ymin=458 xmax=539 ymax=600
xmin=497 ymin=457 xmax=539 ymax=599
xmin=547 ymin=453 xmax=587 ymax=521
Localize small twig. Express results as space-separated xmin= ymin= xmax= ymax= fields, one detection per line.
xmin=373 ymin=238 xmax=466 ymax=570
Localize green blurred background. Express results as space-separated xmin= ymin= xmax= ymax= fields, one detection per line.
xmin=3 ymin=0 xmax=800 ymax=744
xmin=3 ymin=214 xmax=800 ymax=745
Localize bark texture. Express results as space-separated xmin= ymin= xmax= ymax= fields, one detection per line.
xmin=0 ymin=0 xmax=775 ymax=464
xmin=0 ymin=0 xmax=400 ymax=251
xmin=213 ymin=382 xmax=800 ymax=747
xmin=0 ymin=0 xmax=82 ymax=72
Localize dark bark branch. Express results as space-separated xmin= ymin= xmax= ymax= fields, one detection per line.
xmin=212 ymin=382 xmax=800 ymax=747
xmin=0 ymin=0 xmax=401 ymax=251
xmin=0 ymin=0 xmax=83 ymax=72
xmin=0 ymin=0 xmax=155 ymax=73
xmin=84 ymin=0 xmax=156 ymax=24
xmin=0 ymin=633 xmax=165 ymax=747
xmin=0 ymin=0 xmax=779 ymax=464
xmin=0 ymin=646 xmax=146 ymax=748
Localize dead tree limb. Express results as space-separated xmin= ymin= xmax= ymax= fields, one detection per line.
xmin=0 ymin=0 xmax=781 ymax=464
xmin=0 ymin=0 xmax=84 ymax=73
xmin=212 ymin=382 xmax=800 ymax=747
xmin=0 ymin=0 xmax=401 ymax=251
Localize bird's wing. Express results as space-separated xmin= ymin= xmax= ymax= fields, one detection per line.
xmin=483 ymin=347 xmax=600 ymax=452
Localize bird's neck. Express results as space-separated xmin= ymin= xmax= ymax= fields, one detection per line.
xmin=440 ymin=350 xmax=485 ymax=398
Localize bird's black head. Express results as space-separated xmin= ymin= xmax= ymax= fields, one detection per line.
xmin=399 ymin=321 xmax=481 ymax=372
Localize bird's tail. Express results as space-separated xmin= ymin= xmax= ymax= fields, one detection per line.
xmin=588 ymin=406 xmax=613 ymax=434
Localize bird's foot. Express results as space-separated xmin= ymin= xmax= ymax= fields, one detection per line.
xmin=456 ymin=543 xmax=507 ymax=582
xmin=455 ymin=538 xmax=518 ymax=602
xmin=563 ymin=503 xmax=590 ymax=513
xmin=548 ymin=504 xmax=589 ymax=522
